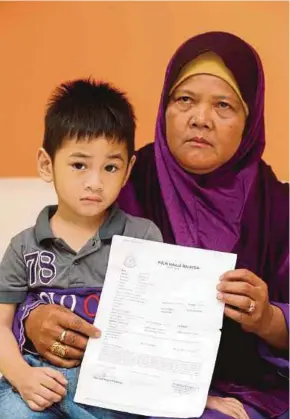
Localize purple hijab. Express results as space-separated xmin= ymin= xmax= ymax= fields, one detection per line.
xmin=118 ymin=32 xmax=289 ymax=417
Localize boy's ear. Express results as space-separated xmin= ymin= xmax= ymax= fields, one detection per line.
xmin=37 ymin=148 xmax=53 ymax=183
xmin=122 ymin=155 xmax=136 ymax=187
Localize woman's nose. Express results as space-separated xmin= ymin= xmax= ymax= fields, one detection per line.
xmin=189 ymin=104 xmax=212 ymax=129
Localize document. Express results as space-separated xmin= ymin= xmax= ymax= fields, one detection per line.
xmin=75 ymin=236 xmax=237 ymax=418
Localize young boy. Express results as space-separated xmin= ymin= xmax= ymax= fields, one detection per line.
xmin=0 ymin=79 xmax=162 ymax=418
xmin=0 ymin=79 xmax=246 ymax=419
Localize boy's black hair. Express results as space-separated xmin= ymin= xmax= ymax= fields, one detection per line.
xmin=43 ymin=78 xmax=136 ymax=161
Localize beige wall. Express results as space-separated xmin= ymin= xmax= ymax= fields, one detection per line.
xmin=0 ymin=178 xmax=57 ymax=259
xmin=0 ymin=1 xmax=288 ymax=180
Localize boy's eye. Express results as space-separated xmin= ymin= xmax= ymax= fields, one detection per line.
xmin=71 ymin=162 xmax=86 ymax=170
xmin=105 ymin=164 xmax=118 ymax=173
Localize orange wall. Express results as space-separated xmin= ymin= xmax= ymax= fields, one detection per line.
xmin=0 ymin=1 xmax=288 ymax=180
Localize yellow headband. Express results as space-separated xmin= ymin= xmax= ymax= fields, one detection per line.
xmin=170 ymin=51 xmax=249 ymax=116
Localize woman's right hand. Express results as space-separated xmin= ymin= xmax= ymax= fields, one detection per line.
xmin=25 ymin=304 xmax=101 ymax=368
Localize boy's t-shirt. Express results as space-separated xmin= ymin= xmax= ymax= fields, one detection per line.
xmin=0 ymin=205 xmax=163 ymax=353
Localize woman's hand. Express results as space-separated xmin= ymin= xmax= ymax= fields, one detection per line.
xmin=206 ymin=395 xmax=249 ymax=419
xmin=217 ymin=269 xmax=288 ymax=349
xmin=216 ymin=269 xmax=272 ymax=335
xmin=25 ymin=304 xmax=101 ymax=368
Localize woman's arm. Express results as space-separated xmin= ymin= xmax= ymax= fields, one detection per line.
xmin=255 ymin=303 xmax=288 ymax=349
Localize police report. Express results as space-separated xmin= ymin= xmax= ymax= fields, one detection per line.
xmin=75 ymin=236 xmax=237 ymax=418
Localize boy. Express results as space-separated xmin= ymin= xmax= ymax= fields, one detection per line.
xmin=0 ymin=79 xmax=162 ymax=418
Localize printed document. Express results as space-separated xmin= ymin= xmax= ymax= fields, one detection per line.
xmin=75 ymin=236 xmax=237 ymax=418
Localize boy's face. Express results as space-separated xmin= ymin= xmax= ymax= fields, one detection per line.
xmin=38 ymin=136 xmax=135 ymax=219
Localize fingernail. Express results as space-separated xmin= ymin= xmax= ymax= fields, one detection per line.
xmin=217 ymin=293 xmax=223 ymax=300
xmin=216 ymin=284 xmax=222 ymax=291
xmin=219 ymin=275 xmax=224 ymax=281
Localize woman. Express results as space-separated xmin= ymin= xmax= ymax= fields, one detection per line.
xmin=17 ymin=31 xmax=289 ymax=418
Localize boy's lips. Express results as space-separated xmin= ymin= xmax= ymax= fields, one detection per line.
xmin=81 ymin=196 xmax=103 ymax=203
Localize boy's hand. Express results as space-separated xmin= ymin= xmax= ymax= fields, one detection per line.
xmin=14 ymin=365 xmax=68 ymax=411
xmin=206 ymin=395 xmax=249 ymax=419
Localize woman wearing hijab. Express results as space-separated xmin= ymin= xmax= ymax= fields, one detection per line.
xmin=117 ymin=31 xmax=289 ymax=418
xmin=16 ymin=31 xmax=289 ymax=418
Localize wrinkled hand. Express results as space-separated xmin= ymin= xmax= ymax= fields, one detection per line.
xmin=206 ymin=396 xmax=249 ymax=419
xmin=15 ymin=365 xmax=67 ymax=411
xmin=25 ymin=304 xmax=101 ymax=368
xmin=217 ymin=269 xmax=273 ymax=335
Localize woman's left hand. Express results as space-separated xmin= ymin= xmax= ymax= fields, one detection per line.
xmin=216 ymin=269 xmax=273 ymax=335
xmin=206 ymin=396 xmax=249 ymax=419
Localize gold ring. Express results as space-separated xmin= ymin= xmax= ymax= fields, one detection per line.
xmin=59 ymin=330 xmax=67 ymax=344
xmin=247 ymin=300 xmax=256 ymax=314
xmin=51 ymin=341 xmax=67 ymax=358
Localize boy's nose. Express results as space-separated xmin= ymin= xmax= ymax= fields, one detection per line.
xmin=84 ymin=173 xmax=103 ymax=191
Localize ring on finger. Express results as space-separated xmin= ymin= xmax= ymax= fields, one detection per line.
xmin=247 ymin=299 xmax=256 ymax=314
xmin=51 ymin=341 xmax=67 ymax=358
xmin=59 ymin=330 xmax=67 ymax=344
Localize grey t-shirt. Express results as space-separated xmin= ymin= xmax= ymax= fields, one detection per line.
xmin=0 ymin=205 xmax=163 ymax=303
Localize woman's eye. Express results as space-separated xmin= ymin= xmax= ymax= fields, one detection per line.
xmin=72 ymin=162 xmax=86 ymax=171
xmin=218 ymin=101 xmax=231 ymax=110
xmin=105 ymin=165 xmax=118 ymax=173
xmin=177 ymin=96 xmax=192 ymax=103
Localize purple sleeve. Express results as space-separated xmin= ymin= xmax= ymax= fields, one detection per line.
xmin=258 ymin=301 xmax=289 ymax=375
xmin=258 ymin=214 xmax=289 ymax=374
xmin=12 ymin=293 xmax=46 ymax=353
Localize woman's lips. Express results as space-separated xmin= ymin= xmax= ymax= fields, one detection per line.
xmin=186 ymin=137 xmax=212 ymax=147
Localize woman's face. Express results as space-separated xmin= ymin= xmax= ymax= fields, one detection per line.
xmin=165 ymin=74 xmax=247 ymax=174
